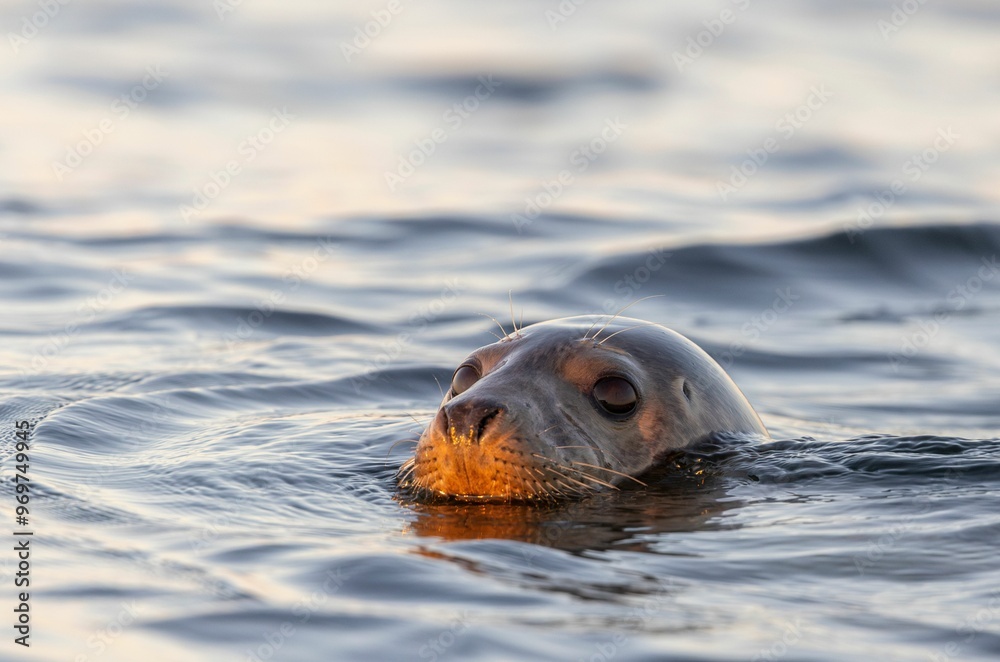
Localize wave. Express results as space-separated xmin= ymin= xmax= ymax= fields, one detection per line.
xmin=565 ymin=222 xmax=1000 ymax=311
xmin=87 ymin=305 xmax=373 ymax=336
xmin=680 ymin=434 xmax=1000 ymax=484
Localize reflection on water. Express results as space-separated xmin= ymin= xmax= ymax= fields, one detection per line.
xmin=403 ymin=455 xmax=739 ymax=553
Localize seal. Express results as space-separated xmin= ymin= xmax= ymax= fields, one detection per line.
xmin=397 ymin=315 xmax=767 ymax=502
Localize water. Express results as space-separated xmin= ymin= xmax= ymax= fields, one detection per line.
xmin=2 ymin=0 xmax=1000 ymax=660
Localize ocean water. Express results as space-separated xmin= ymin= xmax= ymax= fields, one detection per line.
xmin=2 ymin=0 xmax=1000 ymax=660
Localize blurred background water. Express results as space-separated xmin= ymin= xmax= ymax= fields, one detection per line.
xmin=2 ymin=0 xmax=1000 ymax=660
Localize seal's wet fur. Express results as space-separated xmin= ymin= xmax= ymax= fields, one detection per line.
xmin=398 ymin=316 xmax=767 ymax=502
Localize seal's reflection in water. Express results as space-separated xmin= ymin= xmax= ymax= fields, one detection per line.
xmin=400 ymin=450 xmax=744 ymax=555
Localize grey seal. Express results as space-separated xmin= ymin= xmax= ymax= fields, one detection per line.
xmin=397 ymin=315 xmax=767 ymax=502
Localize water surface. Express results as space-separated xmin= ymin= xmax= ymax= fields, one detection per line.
xmin=2 ymin=1 xmax=1000 ymax=660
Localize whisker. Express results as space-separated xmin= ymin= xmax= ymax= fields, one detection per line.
xmin=553 ymin=478 xmax=584 ymax=495
xmin=566 ymin=470 xmax=618 ymax=491
xmin=509 ymin=463 xmax=526 ymax=500
xmin=535 ymin=457 xmax=619 ymax=491
xmin=533 ymin=467 xmax=579 ymax=500
xmin=549 ymin=443 xmax=628 ymax=468
xmin=505 ymin=461 xmax=513 ymax=500
xmin=533 ymin=458 xmax=608 ymax=493
xmin=597 ymin=322 xmax=664 ymax=345
xmin=527 ymin=466 xmax=551 ymax=497
xmin=533 ymin=453 xmax=622 ymax=492
xmin=570 ymin=461 xmax=647 ymax=487
xmin=388 ymin=437 xmax=419 ymax=452
xmin=386 ymin=440 xmax=418 ymax=466
xmin=538 ymin=467 xmax=580 ymax=494
xmin=516 ymin=464 xmax=547 ymax=501
xmin=476 ymin=312 xmax=509 ymax=342
xmin=395 ymin=459 xmax=416 ymax=480
xmin=535 ymin=469 xmax=561 ymax=500
xmin=589 ymin=295 xmax=666 ymax=341
xmin=584 ymin=314 xmax=609 ymax=341
xmin=552 ymin=404 xmax=627 ymax=469
xmin=508 ymin=290 xmax=520 ymax=338
xmin=549 ymin=467 xmax=618 ymax=492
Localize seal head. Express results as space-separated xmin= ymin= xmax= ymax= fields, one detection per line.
xmin=398 ymin=316 xmax=766 ymax=502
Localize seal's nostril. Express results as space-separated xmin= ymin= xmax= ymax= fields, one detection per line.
xmin=476 ymin=407 xmax=501 ymax=441
xmin=443 ymin=399 xmax=505 ymax=444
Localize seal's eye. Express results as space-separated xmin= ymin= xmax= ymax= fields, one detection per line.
xmin=593 ymin=376 xmax=638 ymax=416
xmin=450 ymin=364 xmax=481 ymax=396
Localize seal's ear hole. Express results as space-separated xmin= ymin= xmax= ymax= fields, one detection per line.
xmin=682 ymin=381 xmax=692 ymax=400
xmin=451 ymin=364 xmax=481 ymax=396
xmin=593 ymin=376 xmax=638 ymax=417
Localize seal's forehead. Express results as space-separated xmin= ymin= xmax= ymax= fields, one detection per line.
xmin=465 ymin=322 xmax=639 ymax=377
xmin=464 ymin=341 xmax=513 ymax=368
xmin=516 ymin=318 xmax=657 ymax=351
xmin=461 ymin=324 xmax=579 ymax=366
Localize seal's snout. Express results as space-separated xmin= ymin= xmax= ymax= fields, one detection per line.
xmin=441 ymin=397 xmax=506 ymax=445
